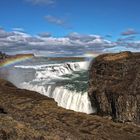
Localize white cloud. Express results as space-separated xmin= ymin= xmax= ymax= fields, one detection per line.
xmin=121 ymin=28 xmax=139 ymax=36
xmin=26 ymin=0 xmax=55 ymax=5
xmin=0 ymin=29 xmax=140 ymax=57
xmin=12 ymin=28 xmax=25 ymax=32
xmin=38 ymin=32 xmax=52 ymax=38
xmin=45 ymin=15 xmax=71 ymax=29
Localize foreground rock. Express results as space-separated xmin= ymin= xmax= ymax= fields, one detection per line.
xmin=89 ymin=51 xmax=140 ymax=124
xmin=0 ymin=79 xmax=140 ymax=140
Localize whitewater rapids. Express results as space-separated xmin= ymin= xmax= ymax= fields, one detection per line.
xmin=16 ymin=61 xmax=96 ymax=114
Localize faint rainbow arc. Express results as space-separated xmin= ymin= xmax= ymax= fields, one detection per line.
xmin=0 ymin=55 xmax=34 ymax=67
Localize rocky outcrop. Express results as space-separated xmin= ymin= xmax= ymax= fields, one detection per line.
xmin=89 ymin=51 xmax=140 ymax=124
xmin=0 ymin=79 xmax=140 ymax=139
xmin=0 ymin=51 xmax=9 ymax=59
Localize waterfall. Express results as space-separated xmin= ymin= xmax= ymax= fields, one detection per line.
xmin=16 ymin=61 xmax=96 ymax=114
xmin=20 ymin=83 xmax=95 ymax=114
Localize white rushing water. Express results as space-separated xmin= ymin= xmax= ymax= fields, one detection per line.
xmin=16 ymin=61 xmax=96 ymax=114
xmin=20 ymin=84 xmax=94 ymax=114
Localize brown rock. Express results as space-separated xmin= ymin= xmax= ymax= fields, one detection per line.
xmin=89 ymin=51 xmax=140 ymax=124
xmin=0 ymin=78 xmax=140 ymax=139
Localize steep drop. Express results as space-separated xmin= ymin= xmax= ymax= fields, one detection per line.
xmin=17 ymin=61 xmax=95 ymax=114
xmin=89 ymin=51 xmax=140 ymax=124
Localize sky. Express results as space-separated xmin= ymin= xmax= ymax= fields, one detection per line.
xmin=0 ymin=0 xmax=140 ymax=56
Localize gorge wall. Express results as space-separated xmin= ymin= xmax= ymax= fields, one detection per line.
xmin=89 ymin=51 xmax=140 ymax=124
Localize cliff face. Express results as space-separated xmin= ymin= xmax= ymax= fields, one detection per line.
xmin=89 ymin=51 xmax=140 ymax=124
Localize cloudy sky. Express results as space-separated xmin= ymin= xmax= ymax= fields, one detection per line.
xmin=0 ymin=0 xmax=140 ymax=56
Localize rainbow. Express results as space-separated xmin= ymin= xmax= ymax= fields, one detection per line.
xmin=85 ymin=52 xmax=101 ymax=58
xmin=0 ymin=54 xmax=34 ymax=67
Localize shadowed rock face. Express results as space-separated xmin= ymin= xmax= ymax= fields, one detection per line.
xmin=89 ymin=51 xmax=140 ymax=124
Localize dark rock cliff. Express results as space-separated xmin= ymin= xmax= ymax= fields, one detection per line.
xmin=89 ymin=51 xmax=140 ymax=124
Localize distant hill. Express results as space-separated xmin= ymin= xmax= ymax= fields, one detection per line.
xmin=0 ymin=51 xmax=9 ymax=60
xmin=0 ymin=52 xmax=34 ymax=67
